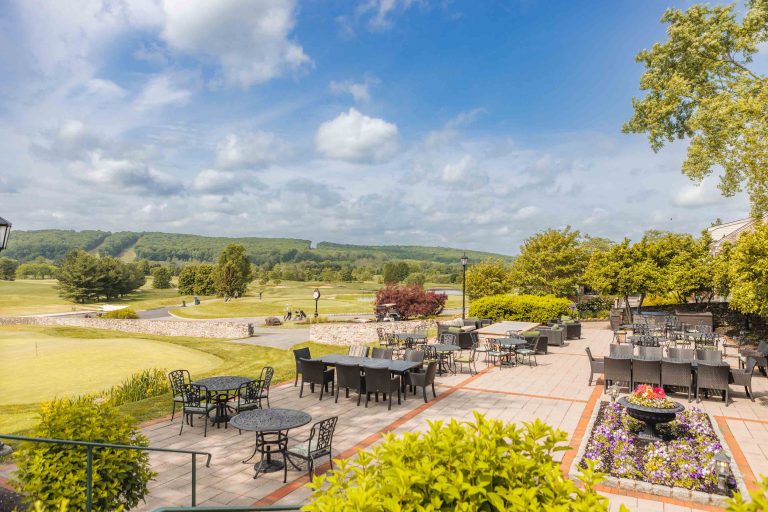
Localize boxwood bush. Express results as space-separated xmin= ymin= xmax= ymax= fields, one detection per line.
xmin=13 ymin=397 xmax=154 ymax=511
xmin=468 ymin=294 xmax=571 ymax=323
xmin=102 ymin=308 xmax=139 ymax=319
xmin=303 ymin=412 xmax=611 ymax=511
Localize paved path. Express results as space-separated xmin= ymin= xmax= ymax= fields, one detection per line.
xmin=135 ymin=322 xmax=768 ymax=511
xmin=227 ymin=327 xmax=310 ymax=350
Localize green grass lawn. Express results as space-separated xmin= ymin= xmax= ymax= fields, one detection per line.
xmin=171 ymin=280 xmax=462 ymax=319
xmin=0 ymin=325 xmax=345 ymax=434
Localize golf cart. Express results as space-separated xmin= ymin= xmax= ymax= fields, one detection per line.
xmin=375 ymin=303 xmax=402 ymax=322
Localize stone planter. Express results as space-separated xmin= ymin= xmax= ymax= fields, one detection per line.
xmin=618 ymin=397 xmax=684 ymax=440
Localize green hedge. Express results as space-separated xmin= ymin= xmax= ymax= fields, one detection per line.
xmin=102 ymin=308 xmax=139 ymax=319
xmin=468 ymin=294 xmax=571 ymax=323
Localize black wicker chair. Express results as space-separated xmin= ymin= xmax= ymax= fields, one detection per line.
xmin=363 ymin=366 xmax=400 ymax=410
xmin=408 ymin=361 xmax=438 ymax=403
xmin=631 ymin=358 xmax=661 ymax=388
xmin=604 ymin=356 xmax=632 ymax=393
xmin=299 ymin=359 xmax=335 ymax=400
xmin=661 ymin=360 xmax=693 ymax=402
xmin=334 ymin=363 xmax=364 ymax=405
xmin=696 ymin=363 xmax=731 ymax=405
xmin=293 ymin=347 xmax=311 ymax=386
xmin=609 ymin=344 xmax=634 ymax=358
xmin=286 ymin=416 xmax=338 ymax=482
xmin=168 ymin=369 xmax=191 ymax=421
xmin=696 ymin=349 xmax=722 ymax=363
xmin=371 ymin=347 xmax=394 ymax=359
xmin=668 ymin=347 xmax=695 ymax=360
xmin=731 ymin=358 xmax=758 ymax=402
xmin=179 ymin=384 xmax=215 ymax=437
xmin=585 ymin=347 xmax=604 ymax=386
xmin=637 ymin=346 xmax=663 ymax=360
xmin=348 ymin=345 xmax=369 ymax=357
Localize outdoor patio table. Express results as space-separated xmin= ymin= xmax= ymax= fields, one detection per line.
xmin=192 ymin=375 xmax=251 ymax=427
xmin=231 ymin=408 xmax=312 ymax=478
xmin=395 ymin=332 xmax=428 ymax=346
xmin=496 ymin=338 xmax=526 ymax=367
xmin=314 ymin=354 xmax=422 ymax=401
xmin=429 ymin=343 xmax=462 ymax=375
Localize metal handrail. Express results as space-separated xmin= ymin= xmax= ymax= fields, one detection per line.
xmin=0 ymin=434 xmax=212 ymax=511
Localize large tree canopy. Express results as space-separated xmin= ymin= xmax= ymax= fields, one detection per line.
xmin=624 ymin=0 xmax=768 ymax=214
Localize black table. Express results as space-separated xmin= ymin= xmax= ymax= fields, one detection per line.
xmin=429 ymin=344 xmax=462 ymax=375
xmin=192 ymin=376 xmax=251 ymax=426
xmin=231 ymin=408 xmax=312 ymax=478
xmin=315 ymin=354 xmax=422 ymax=373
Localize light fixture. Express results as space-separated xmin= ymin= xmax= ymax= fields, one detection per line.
xmin=0 ymin=217 xmax=11 ymax=252
xmin=714 ymin=450 xmax=731 ymax=491
xmin=460 ymin=253 xmax=469 ymax=319
xmin=608 ymin=383 xmax=621 ymax=402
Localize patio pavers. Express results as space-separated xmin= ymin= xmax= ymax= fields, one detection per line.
xmin=134 ymin=322 xmax=768 ymax=511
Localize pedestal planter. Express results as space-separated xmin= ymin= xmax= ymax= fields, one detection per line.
xmin=618 ymin=397 xmax=684 ymax=440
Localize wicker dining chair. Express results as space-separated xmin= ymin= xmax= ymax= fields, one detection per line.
xmin=730 ymin=358 xmax=758 ymax=402
xmin=661 ymin=360 xmax=693 ymax=402
xmin=407 ymin=361 xmax=438 ymax=403
xmin=604 ymin=356 xmax=632 ymax=393
xmin=637 ymin=346 xmax=663 ymax=360
xmin=609 ymin=344 xmax=634 ymax=358
xmin=348 ymin=345 xmax=369 ymax=358
xmin=696 ymin=363 xmax=731 ymax=405
xmin=585 ymin=347 xmax=604 ymax=386
xmin=631 ymin=358 xmax=661 ymax=388
xmin=299 ymin=359 xmax=335 ymax=400
xmin=371 ymin=347 xmax=394 ymax=360
xmin=696 ymin=349 xmax=722 ymax=363
xmin=334 ymin=363 xmax=364 ymax=405
xmin=293 ymin=347 xmax=311 ymax=386
xmin=363 ymin=366 xmax=400 ymax=410
xmin=668 ymin=347 xmax=695 ymax=360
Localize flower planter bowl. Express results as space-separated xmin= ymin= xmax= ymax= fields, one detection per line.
xmin=618 ymin=396 xmax=685 ymax=440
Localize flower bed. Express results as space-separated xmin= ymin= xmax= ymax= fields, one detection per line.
xmin=579 ymin=402 xmax=736 ymax=496
xmin=626 ymin=384 xmax=677 ymax=409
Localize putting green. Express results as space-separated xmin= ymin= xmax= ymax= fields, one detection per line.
xmin=0 ymin=329 xmax=222 ymax=405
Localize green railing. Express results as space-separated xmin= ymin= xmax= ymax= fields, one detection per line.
xmin=0 ymin=434 xmax=212 ymax=511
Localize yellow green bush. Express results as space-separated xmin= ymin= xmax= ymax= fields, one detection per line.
xmin=468 ymin=294 xmax=571 ymax=323
xmin=102 ymin=308 xmax=139 ymax=319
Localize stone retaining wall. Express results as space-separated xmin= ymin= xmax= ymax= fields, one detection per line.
xmin=309 ymin=319 xmax=435 ymax=346
xmin=0 ymin=316 xmax=252 ymax=339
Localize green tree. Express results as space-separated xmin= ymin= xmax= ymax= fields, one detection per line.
xmin=177 ymin=265 xmax=197 ymax=295
xmin=465 ymin=259 xmax=513 ymax=300
xmin=0 ymin=257 xmax=18 ymax=280
xmin=403 ymin=272 xmax=426 ymax=286
xmin=382 ymin=261 xmax=410 ymax=284
xmin=624 ymin=1 xmax=768 ymax=215
xmin=509 ymin=227 xmax=588 ymax=297
xmin=641 ymin=231 xmax=713 ymax=303
xmin=215 ymin=244 xmax=252 ymax=296
xmin=56 ymin=250 xmax=144 ymax=303
xmin=151 ymin=266 xmax=173 ymax=289
xmin=728 ymin=221 xmax=768 ymax=316
xmin=584 ymin=240 xmax=660 ymax=319
xmin=194 ymin=264 xmax=217 ymax=295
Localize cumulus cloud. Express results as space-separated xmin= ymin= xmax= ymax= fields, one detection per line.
xmin=161 ymin=0 xmax=311 ymax=87
xmin=71 ymin=152 xmax=182 ymax=196
xmin=192 ymin=169 xmax=241 ymax=194
xmin=315 ymin=108 xmax=398 ymax=163
xmin=673 ymin=178 xmax=726 ymax=208
xmin=338 ymin=0 xmax=422 ymax=34
xmin=329 ymin=76 xmax=380 ymax=102
xmin=134 ymin=74 xmax=194 ymax=110
xmin=441 ymin=155 xmax=472 ymax=183
xmin=215 ymin=131 xmax=291 ymax=170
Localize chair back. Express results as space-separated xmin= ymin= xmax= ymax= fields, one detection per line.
xmin=307 ymin=416 xmax=338 ymax=456
xmin=384 ymin=332 xmax=397 ymax=347
xmin=348 ymin=345 xmax=369 ymax=357
xmin=661 ymin=360 xmax=692 ymax=388
xmin=259 ymin=366 xmax=274 ymax=391
xmin=335 ymin=363 xmax=362 ymax=389
xmin=638 ymin=346 xmax=663 ymax=360
xmin=696 ymin=349 xmax=722 ymax=362
xmin=758 ymin=340 xmax=768 ymax=356
xmin=609 ymin=344 xmax=633 ymax=358
xmin=439 ymin=332 xmax=459 ymax=346
xmin=423 ymin=345 xmax=437 ymax=360
xmin=376 ymin=327 xmax=386 ymax=342
xmin=363 ymin=366 xmax=392 ymax=392
xmin=294 ymin=347 xmax=311 ymax=362
xmin=744 ymin=357 xmax=758 ymax=375
xmin=668 ymin=347 xmax=695 ymax=360
xmin=237 ymin=379 xmax=265 ymax=408
xmin=697 ymin=362 xmax=729 ymax=391
xmin=585 ymin=346 xmax=595 ymax=362
xmin=404 ymin=349 xmax=425 ymax=365
xmin=423 ymin=361 xmax=438 ymax=386
xmin=300 ymin=359 xmax=326 ymax=383
xmin=371 ymin=347 xmax=394 ymax=359
xmin=183 ymin=383 xmax=208 ymax=408
xmin=169 ymin=369 xmax=190 ymax=394
xmin=604 ymin=356 xmax=632 ymax=385
xmin=631 ymin=358 xmax=661 ymax=385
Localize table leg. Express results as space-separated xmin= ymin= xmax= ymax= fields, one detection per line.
xmin=251 ymin=431 xmax=288 ymax=479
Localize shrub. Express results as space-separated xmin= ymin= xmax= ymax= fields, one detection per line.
xmin=102 ymin=308 xmax=139 ymax=319
xmin=643 ymin=294 xmax=680 ymax=306
xmin=13 ymin=397 xmax=155 ymax=511
xmin=468 ymin=294 xmax=571 ymax=323
xmin=728 ymin=475 xmax=768 ymax=511
xmin=402 ymin=272 xmax=426 ymax=286
xmin=150 ymin=266 xmax=172 ymax=289
xmin=303 ymin=412 xmax=610 ymax=511
xmin=375 ymin=284 xmax=446 ymax=319
xmin=101 ymin=368 xmax=169 ymax=406
xmin=576 ymin=296 xmax=613 ymax=319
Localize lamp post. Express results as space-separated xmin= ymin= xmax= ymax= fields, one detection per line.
xmin=460 ymin=253 xmax=469 ymax=319
xmin=313 ymin=288 xmax=321 ymax=319
xmin=714 ymin=450 xmax=731 ymax=492
xmin=0 ymin=217 xmax=11 ymax=253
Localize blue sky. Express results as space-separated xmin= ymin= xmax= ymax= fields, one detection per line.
xmin=0 ymin=0 xmax=755 ymax=255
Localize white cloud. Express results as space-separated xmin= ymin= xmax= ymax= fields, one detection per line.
xmin=674 ymin=178 xmax=725 ymax=207
xmin=441 ymin=155 xmax=472 ymax=183
xmin=161 ymin=0 xmax=311 ymax=87
xmin=215 ymin=131 xmax=291 ymax=170
xmin=512 ymin=206 xmax=539 ymax=220
xmin=72 ymin=152 xmax=182 ymax=196
xmin=584 ymin=207 xmax=610 ymax=225
xmin=329 ymin=77 xmax=380 ymax=102
xmin=315 ymin=108 xmax=399 ymax=163
xmin=134 ymin=74 xmax=194 ymax=110
xmin=192 ymin=169 xmax=241 ymax=194
xmin=81 ymin=79 xmax=127 ymax=100
xmin=357 ymin=0 xmax=420 ymax=31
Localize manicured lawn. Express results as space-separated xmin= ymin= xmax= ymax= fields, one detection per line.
xmin=171 ymin=280 xmax=461 ymax=319
xmin=0 ymin=279 xmax=76 ymax=316
xmin=0 ymin=325 xmax=345 ymax=434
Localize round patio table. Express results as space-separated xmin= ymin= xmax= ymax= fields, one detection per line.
xmin=231 ymin=408 xmax=312 ymax=478
xmin=430 ymin=343 xmax=461 ymax=375
xmin=192 ymin=376 xmax=251 ymax=427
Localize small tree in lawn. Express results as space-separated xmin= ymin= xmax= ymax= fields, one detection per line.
xmin=215 ymin=244 xmax=252 ymax=296
xmin=382 ymin=261 xmax=410 ymax=284
xmin=150 ymin=266 xmax=172 ymax=289
xmin=375 ymin=284 xmax=446 ymax=319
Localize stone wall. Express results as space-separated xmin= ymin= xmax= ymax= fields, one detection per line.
xmin=309 ymin=319 xmax=435 ymax=346
xmin=0 ymin=316 xmax=252 ymax=339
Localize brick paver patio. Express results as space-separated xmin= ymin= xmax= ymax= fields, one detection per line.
xmin=135 ymin=322 xmax=768 ymax=511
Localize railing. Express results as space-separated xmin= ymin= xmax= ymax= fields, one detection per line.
xmin=0 ymin=434 xmax=212 ymax=512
